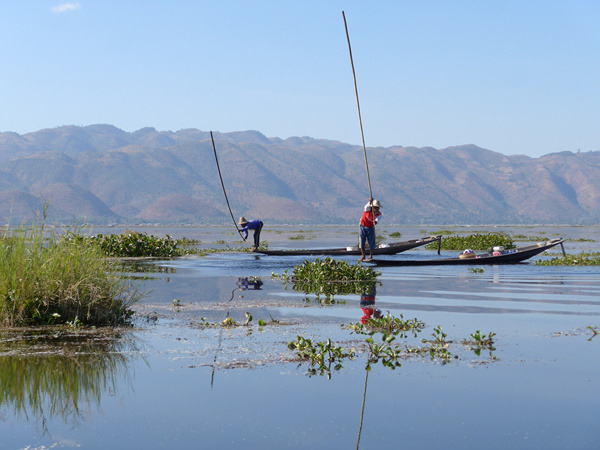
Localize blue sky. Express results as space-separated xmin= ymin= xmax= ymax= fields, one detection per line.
xmin=1 ymin=1 xmax=599 ymax=157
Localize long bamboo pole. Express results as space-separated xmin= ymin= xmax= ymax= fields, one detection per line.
xmin=342 ymin=11 xmax=373 ymax=202
xmin=343 ymin=10 xmax=377 ymax=241
xmin=210 ymin=131 xmax=245 ymax=241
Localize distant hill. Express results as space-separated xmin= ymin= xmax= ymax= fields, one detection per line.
xmin=1 ymin=125 xmax=599 ymax=225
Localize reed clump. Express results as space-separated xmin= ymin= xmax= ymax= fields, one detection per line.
xmin=0 ymin=224 xmax=139 ymax=327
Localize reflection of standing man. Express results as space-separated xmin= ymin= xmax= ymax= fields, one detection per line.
xmin=359 ymin=283 xmax=382 ymax=324
xmin=237 ymin=277 xmax=263 ymax=291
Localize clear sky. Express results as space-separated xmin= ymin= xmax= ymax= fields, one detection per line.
xmin=1 ymin=1 xmax=599 ymax=157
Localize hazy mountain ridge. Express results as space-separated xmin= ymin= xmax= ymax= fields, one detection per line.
xmin=0 ymin=125 xmax=598 ymax=225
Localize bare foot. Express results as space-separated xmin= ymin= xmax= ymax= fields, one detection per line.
xmin=365 ymin=257 xmax=373 ymax=262
xmin=250 ymin=248 xmax=257 ymax=252
xmin=358 ymin=256 xmax=365 ymax=262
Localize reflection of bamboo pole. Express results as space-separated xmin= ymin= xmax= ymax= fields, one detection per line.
xmin=356 ymin=369 xmax=369 ymax=449
xmin=211 ymin=288 xmax=237 ymax=388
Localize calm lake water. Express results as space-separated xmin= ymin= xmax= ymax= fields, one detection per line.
xmin=1 ymin=225 xmax=599 ymax=449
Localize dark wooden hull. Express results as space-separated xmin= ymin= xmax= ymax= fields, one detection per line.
xmin=257 ymin=236 xmax=441 ymax=256
xmin=371 ymin=239 xmax=564 ymax=266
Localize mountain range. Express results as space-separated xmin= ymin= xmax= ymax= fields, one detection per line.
xmin=1 ymin=124 xmax=599 ymax=225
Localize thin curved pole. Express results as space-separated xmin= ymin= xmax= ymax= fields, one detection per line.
xmin=343 ymin=11 xmax=373 ymax=202
xmin=211 ymin=131 xmax=245 ymax=241
xmin=356 ymin=369 xmax=369 ymax=449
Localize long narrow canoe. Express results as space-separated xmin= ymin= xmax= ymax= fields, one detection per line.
xmin=257 ymin=235 xmax=442 ymax=256
xmin=370 ymin=239 xmax=564 ymax=266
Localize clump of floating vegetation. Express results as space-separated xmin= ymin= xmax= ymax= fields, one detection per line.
xmin=273 ymin=258 xmax=380 ymax=303
xmin=535 ymin=252 xmax=600 ymax=266
xmin=66 ymin=231 xmax=199 ymax=257
xmin=512 ymin=234 xmax=549 ymax=242
xmin=429 ymin=229 xmax=457 ymax=235
xmin=425 ymin=233 xmax=515 ymax=251
xmin=388 ymin=231 xmax=402 ymax=237
xmin=0 ymin=224 xmax=139 ymax=326
xmin=291 ymin=257 xmax=380 ymax=283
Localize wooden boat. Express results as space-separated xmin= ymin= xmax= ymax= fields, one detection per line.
xmin=370 ymin=239 xmax=565 ymax=266
xmin=256 ymin=235 xmax=442 ymax=256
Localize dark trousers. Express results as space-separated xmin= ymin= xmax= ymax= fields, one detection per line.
xmin=253 ymin=221 xmax=263 ymax=248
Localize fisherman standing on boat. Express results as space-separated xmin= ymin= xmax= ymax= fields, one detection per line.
xmin=358 ymin=197 xmax=382 ymax=262
xmin=238 ymin=217 xmax=263 ymax=252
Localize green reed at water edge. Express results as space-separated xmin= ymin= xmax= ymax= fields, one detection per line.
xmin=0 ymin=224 xmax=140 ymax=326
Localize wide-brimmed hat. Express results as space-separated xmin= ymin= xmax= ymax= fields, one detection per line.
xmin=372 ymin=199 xmax=382 ymax=208
xmin=238 ymin=216 xmax=248 ymax=226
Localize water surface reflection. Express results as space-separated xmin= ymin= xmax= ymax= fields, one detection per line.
xmin=0 ymin=328 xmax=139 ymax=431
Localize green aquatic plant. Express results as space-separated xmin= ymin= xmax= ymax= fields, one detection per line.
xmin=289 ymin=233 xmax=315 ymax=240
xmin=389 ymin=231 xmax=402 ymax=237
xmin=420 ymin=325 xmax=453 ymax=361
xmin=430 ymin=229 xmax=457 ymax=235
xmin=0 ymin=224 xmax=139 ymax=326
xmin=278 ymin=260 xmax=380 ymax=304
xmin=425 ymin=233 xmax=515 ymax=251
xmin=468 ymin=267 xmax=484 ymax=273
xmin=292 ymin=257 xmax=380 ymax=283
xmin=348 ymin=313 xmax=425 ymax=339
xmin=535 ymin=252 xmax=600 ymax=266
xmin=192 ymin=315 xmax=284 ymax=330
xmin=64 ymin=231 xmax=193 ymax=257
xmin=348 ymin=313 xmax=426 ymax=370
xmin=293 ymin=280 xmax=379 ymax=303
xmin=287 ymin=336 xmax=355 ymax=378
xmin=221 ymin=317 xmax=237 ymax=327
xmin=512 ymin=234 xmax=549 ymax=242
xmin=462 ymin=330 xmax=497 ymax=356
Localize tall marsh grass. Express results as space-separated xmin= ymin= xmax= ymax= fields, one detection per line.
xmin=0 ymin=224 xmax=139 ymax=326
